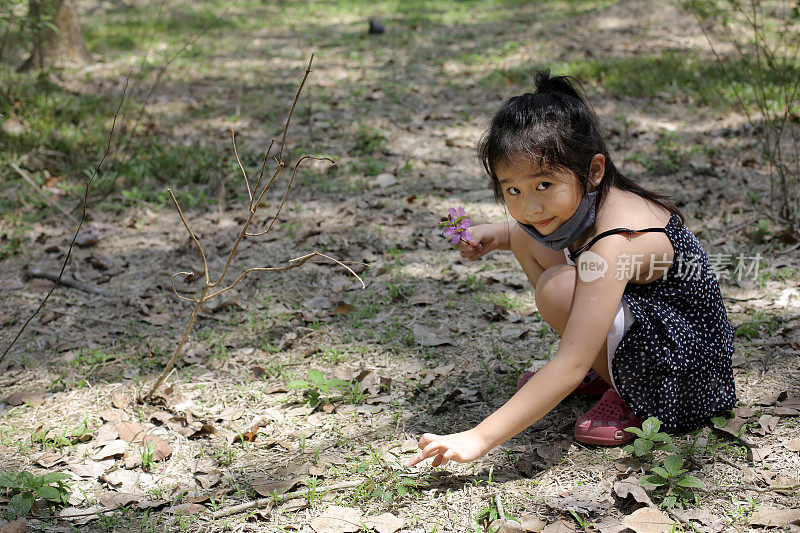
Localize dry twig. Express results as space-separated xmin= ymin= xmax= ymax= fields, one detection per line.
xmin=211 ymin=479 xmax=364 ymax=519
xmin=143 ymin=54 xmax=363 ymax=402
xmin=0 ymin=77 xmax=129 ymax=367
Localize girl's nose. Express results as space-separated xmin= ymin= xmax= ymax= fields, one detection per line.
xmin=524 ymin=200 xmax=543 ymax=217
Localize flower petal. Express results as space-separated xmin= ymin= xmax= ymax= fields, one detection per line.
xmin=443 ymin=227 xmax=456 ymax=236
xmin=451 ymin=234 xmax=461 ymax=246
xmin=456 ymin=206 xmax=466 ymax=217
xmin=462 ymin=231 xmax=473 ymax=242
xmin=448 ymin=207 xmax=457 ymax=217
xmin=458 ymin=218 xmax=471 ymax=229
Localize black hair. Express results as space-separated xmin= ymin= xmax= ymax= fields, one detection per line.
xmin=477 ymin=69 xmax=684 ymax=224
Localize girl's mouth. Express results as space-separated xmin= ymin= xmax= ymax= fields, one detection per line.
xmin=533 ymin=217 xmax=554 ymax=227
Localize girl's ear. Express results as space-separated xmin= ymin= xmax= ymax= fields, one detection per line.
xmin=589 ymin=153 xmax=605 ymax=189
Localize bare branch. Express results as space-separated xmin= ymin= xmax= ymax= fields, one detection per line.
xmin=143 ymin=286 xmax=207 ymax=402
xmin=247 ymin=155 xmax=335 ymax=237
xmin=232 ymin=129 xmax=252 ymax=203
xmin=278 ymin=53 xmax=314 ymax=162
xmin=168 ymin=189 xmax=210 ymax=285
xmin=206 ymin=250 xmax=364 ymax=300
xmin=249 ymin=139 xmax=275 ymax=212
xmin=170 ymin=272 xmax=201 ymax=303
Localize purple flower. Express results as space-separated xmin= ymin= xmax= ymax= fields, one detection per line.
xmin=441 ymin=206 xmax=472 ymax=247
xmin=448 ymin=206 xmax=466 ymax=219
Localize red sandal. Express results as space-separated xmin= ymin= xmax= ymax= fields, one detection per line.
xmin=574 ymin=389 xmax=642 ymax=446
xmin=516 ymin=369 xmax=611 ymax=398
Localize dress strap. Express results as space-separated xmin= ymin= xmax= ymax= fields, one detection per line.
xmin=567 ymin=227 xmax=669 ymax=263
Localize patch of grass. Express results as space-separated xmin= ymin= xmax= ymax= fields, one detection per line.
xmin=486 ymin=52 xmax=800 ymax=112
xmin=734 ymin=309 xmax=780 ymax=340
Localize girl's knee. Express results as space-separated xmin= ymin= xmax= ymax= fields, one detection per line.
xmin=535 ymin=265 xmax=576 ymax=324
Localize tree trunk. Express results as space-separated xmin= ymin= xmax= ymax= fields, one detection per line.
xmin=18 ymin=0 xmax=89 ymax=72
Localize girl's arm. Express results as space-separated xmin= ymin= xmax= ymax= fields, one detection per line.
xmin=407 ymin=238 xmax=633 ymax=467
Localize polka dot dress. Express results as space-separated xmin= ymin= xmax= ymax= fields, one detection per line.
xmin=610 ymin=213 xmax=736 ymax=429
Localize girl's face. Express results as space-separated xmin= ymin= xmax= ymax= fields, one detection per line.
xmin=496 ymin=158 xmax=585 ymax=235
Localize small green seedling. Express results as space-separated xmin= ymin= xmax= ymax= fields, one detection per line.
xmin=624 ymin=416 xmax=679 ymax=459
xmin=639 ymin=455 xmax=705 ymax=508
xmin=288 ymin=369 xmax=350 ymax=408
xmin=0 ymin=471 xmax=71 ymax=518
xmin=139 ymin=442 xmax=155 ymax=471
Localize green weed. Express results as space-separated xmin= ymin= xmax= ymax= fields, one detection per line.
xmin=0 ymin=471 xmax=71 ymax=518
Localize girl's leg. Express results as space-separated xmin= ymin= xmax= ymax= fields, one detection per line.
xmin=533 ymin=264 xmax=612 ymax=384
xmin=535 ymin=264 xmax=641 ymax=445
xmin=509 ymin=224 xmax=570 ymax=288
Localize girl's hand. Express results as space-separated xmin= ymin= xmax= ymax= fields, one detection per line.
xmin=405 ymin=429 xmax=489 ymax=467
xmin=459 ymin=222 xmax=509 ymax=261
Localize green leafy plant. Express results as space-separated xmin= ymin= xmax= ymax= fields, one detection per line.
xmin=0 ymin=471 xmax=71 ymax=518
xmin=640 ymin=455 xmax=705 ymax=508
xmin=139 ymin=442 xmax=155 ymax=472
xmin=623 ymin=416 xmax=679 ymax=459
xmin=287 ymin=369 xmax=351 ymax=408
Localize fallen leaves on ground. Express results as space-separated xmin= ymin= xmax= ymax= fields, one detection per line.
xmin=621 ymin=507 xmax=674 ymax=533
xmin=309 ymin=505 xmax=363 ymax=533
xmin=546 ymin=478 xmax=614 ymax=514
xmin=748 ymin=507 xmax=800 ymax=527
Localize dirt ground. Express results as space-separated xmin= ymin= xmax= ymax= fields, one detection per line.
xmin=1 ymin=0 xmax=800 ymax=531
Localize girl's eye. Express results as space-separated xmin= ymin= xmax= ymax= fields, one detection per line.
xmin=536 ymin=182 xmax=552 ymax=191
xmin=507 ymin=187 xmax=521 ymax=195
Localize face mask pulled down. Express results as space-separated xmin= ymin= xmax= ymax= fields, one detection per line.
xmin=517 ymin=190 xmax=598 ymax=250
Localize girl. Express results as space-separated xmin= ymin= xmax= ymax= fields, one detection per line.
xmin=407 ymin=71 xmax=736 ymax=467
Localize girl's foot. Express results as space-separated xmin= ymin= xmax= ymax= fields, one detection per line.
xmin=516 ymin=369 xmax=611 ymax=397
xmin=574 ymin=389 xmax=642 ymax=446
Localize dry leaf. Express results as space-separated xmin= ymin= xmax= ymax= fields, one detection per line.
xmin=614 ymin=476 xmax=655 ymax=507
xmin=733 ymin=406 xmax=756 ymax=418
xmin=117 ymin=421 xmax=146 ymax=443
xmin=69 ymin=460 xmax=113 ymax=478
xmin=518 ymin=514 xmax=546 ymax=532
xmin=715 ymin=416 xmax=746 ymax=439
xmin=122 ymin=450 xmax=142 ymax=470
xmin=99 ymin=409 xmax=129 ymax=423
xmin=621 ymin=507 xmax=674 ymax=533
xmin=92 ymin=439 xmax=128 ymax=460
xmin=309 ymin=505 xmax=363 ymax=533
xmin=330 ymin=303 xmax=355 ymax=315
xmin=593 ymin=516 xmax=627 ymax=533
xmin=33 ymin=452 xmax=65 ymax=468
xmin=102 ymin=469 xmax=141 ymax=493
xmin=193 ymin=462 xmax=222 ymax=490
xmin=166 ymin=503 xmax=205 ymax=515
xmin=111 ymin=391 xmax=132 ymax=410
xmin=362 ymin=512 xmax=405 ymax=533
xmin=546 ymin=478 xmax=614 ymax=514
xmin=0 ymin=519 xmax=27 ymax=533
xmin=489 ymin=519 xmax=526 ymax=533
xmin=758 ymin=414 xmax=780 ymax=434
xmin=783 ymin=438 xmax=800 ymax=452
xmin=541 ymin=520 xmax=577 ymax=533
xmin=60 ymin=505 xmax=104 ymax=525
xmin=748 ymin=446 xmax=773 ymax=462
xmin=252 ymin=479 xmax=301 ymax=497
xmin=670 ymin=508 xmax=721 ymax=527
xmin=411 ymin=325 xmax=452 ymax=346
xmin=5 ymin=390 xmax=45 ymax=407
xmin=92 ymin=424 xmax=119 ymax=448
xmin=98 ymin=492 xmax=140 ymax=509
xmin=748 ymin=507 xmax=800 ymax=527
xmin=142 ymin=434 xmax=172 ymax=461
